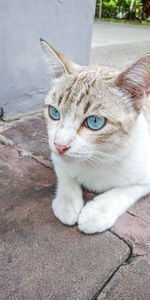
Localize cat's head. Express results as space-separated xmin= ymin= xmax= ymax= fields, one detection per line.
xmin=41 ymin=39 xmax=150 ymax=163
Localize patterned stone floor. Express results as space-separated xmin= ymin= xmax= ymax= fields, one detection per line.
xmin=0 ymin=114 xmax=150 ymax=299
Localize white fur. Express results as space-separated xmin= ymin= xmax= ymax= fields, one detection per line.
xmin=50 ymin=113 xmax=150 ymax=233
xmin=41 ymin=41 xmax=150 ymax=234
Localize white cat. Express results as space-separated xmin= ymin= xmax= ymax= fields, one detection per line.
xmin=41 ymin=39 xmax=150 ymax=234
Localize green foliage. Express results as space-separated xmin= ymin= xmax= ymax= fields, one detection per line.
xmin=102 ymin=0 xmax=117 ymax=17
xmin=99 ymin=17 xmax=150 ymax=25
xmin=95 ymin=0 xmax=148 ymax=20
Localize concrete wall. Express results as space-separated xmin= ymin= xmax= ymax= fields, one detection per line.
xmin=0 ymin=0 xmax=96 ymax=117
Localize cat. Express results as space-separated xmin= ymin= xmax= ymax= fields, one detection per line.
xmin=41 ymin=39 xmax=150 ymax=234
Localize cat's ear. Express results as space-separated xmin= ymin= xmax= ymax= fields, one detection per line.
xmin=115 ymin=54 xmax=150 ymax=110
xmin=40 ymin=38 xmax=81 ymax=79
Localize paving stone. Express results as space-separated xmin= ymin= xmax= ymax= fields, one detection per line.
xmin=0 ymin=145 xmax=55 ymax=187
xmin=112 ymin=195 xmax=150 ymax=255
xmin=0 ymin=162 xmax=130 ymax=300
xmin=2 ymin=114 xmax=50 ymax=159
xmin=98 ymin=255 xmax=150 ymax=300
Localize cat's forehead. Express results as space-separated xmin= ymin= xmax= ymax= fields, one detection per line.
xmin=55 ymin=70 xmax=98 ymax=92
xmin=49 ymin=70 xmax=113 ymax=106
xmin=45 ymin=68 xmax=130 ymax=120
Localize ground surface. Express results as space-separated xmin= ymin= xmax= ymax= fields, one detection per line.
xmin=1 ymin=22 xmax=150 ymax=300
xmin=1 ymin=114 xmax=150 ymax=300
xmin=91 ymin=21 xmax=150 ymax=69
xmin=92 ymin=22 xmax=150 ymax=48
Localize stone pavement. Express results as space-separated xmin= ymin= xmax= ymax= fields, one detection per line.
xmin=0 ymin=113 xmax=150 ymax=300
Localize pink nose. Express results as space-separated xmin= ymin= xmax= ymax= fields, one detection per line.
xmin=54 ymin=143 xmax=70 ymax=155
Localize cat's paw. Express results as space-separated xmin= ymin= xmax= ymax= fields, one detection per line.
xmin=78 ymin=200 xmax=116 ymax=234
xmin=52 ymin=197 xmax=83 ymax=226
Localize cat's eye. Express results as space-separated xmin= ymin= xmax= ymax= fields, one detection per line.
xmin=48 ymin=105 xmax=60 ymax=120
xmin=84 ymin=116 xmax=106 ymax=130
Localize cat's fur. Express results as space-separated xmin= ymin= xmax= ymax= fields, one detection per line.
xmin=41 ymin=39 xmax=150 ymax=234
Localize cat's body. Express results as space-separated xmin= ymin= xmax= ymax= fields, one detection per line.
xmin=41 ymin=40 xmax=150 ymax=233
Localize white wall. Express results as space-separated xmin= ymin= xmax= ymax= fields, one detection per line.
xmin=0 ymin=0 xmax=96 ymax=117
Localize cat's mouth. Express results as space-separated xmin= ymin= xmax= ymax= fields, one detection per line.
xmin=52 ymin=150 xmax=77 ymax=162
xmin=61 ymin=154 xmax=75 ymax=162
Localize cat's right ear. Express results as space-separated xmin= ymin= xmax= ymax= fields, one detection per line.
xmin=40 ymin=38 xmax=81 ymax=79
xmin=115 ymin=54 xmax=150 ymax=111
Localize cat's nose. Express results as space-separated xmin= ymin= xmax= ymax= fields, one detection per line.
xmin=54 ymin=143 xmax=70 ymax=155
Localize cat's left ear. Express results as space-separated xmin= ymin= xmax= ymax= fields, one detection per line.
xmin=40 ymin=38 xmax=81 ymax=78
xmin=115 ymin=54 xmax=150 ymax=110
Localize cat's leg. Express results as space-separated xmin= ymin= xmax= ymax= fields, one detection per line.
xmin=78 ymin=184 xmax=150 ymax=234
xmin=52 ymin=166 xmax=83 ymax=226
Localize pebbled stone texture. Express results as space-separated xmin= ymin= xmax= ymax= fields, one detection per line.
xmin=112 ymin=195 xmax=150 ymax=255
xmin=1 ymin=114 xmax=150 ymax=299
xmin=0 ymin=160 xmax=129 ymax=300
xmin=0 ymin=145 xmax=55 ymax=188
xmin=2 ymin=115 xmax=50 ymax=159
xmin=98 ymin=255 xmax=150 ymax=300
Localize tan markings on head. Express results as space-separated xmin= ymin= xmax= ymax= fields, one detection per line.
xmin=93 ymin=103 xmax=104 ymax=111
xmin=77 ymin=85 xmax=90 ymax=106
xmin=64 ymin=77 xmax=78 ymax=104
xmin=95 ymin=133 xmax=115 ymax=142
xmin=102 ymin=119 xmax=129 ymax=136
xmin=77 ymin=93 xmax=86 ymax=106
xmin=58 ymin=95 xmax=63 ymax=105
xmin=64 ymin=87 xmax=72 ymax=104
xmin=86 ymin=85 xmax=90 ymax=95
xmin=84 ymin=101 xmax=92 ymax=114
xmin=91 ymin=79 xmax=96 ymax=87
xmin=107 ymin=119 xmax=129 ymax=135
xmin=77 ymin=125 xmax=83 ymax=135
xmin=93 ymin=120 xmax=128 ymax=144
xmin=117 ymin=121 xmax=129 ymax=135
xmin=93 ymin=128 xmax=120 ymax=144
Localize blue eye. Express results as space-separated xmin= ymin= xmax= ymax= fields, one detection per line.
xmin=49 ymin=105 xmax=60 ymax=120
xmin=84 ymin=116 xmax=106 ymax=130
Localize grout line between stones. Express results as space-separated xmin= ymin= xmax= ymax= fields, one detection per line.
xmin=110 ymin=230 xmax=145 ymax=263
xmin=90 ymin=249 xmax=132 ymax=300
xmin=0 ymin=110 xmax=43 ymax=134
xmin=31 ymin=155 xmax=51 ymax=169
xmin=0 ymin=134 xmax=14 ymax=146
xmin=91 ymin=255 xmax=132 ymax=300
xmin=16 ymin=147 xmax=51 ymax=169
xmin=0 ymin=136 xmax=51 ymax=170
xmin=110 ymin=230 xmax=133 ymax=259
xmin=2 ymin=109 xmax=43 ymax=123
xmin=90 ymin=230 xmax=134 ymax=300
xmin=91 ymin=227 xmax=146 ymax=300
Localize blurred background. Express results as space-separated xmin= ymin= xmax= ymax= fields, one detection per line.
xmin=95 ymin=0 xmax=150 ymax=23
xmin=0 ymin=0 xmax=150 ymax=119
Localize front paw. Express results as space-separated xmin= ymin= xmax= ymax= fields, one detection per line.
xmin=52 ymin=197 xmax=83 ymax=226
xmin=78 ymin=201 xmax=116 ymax=234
